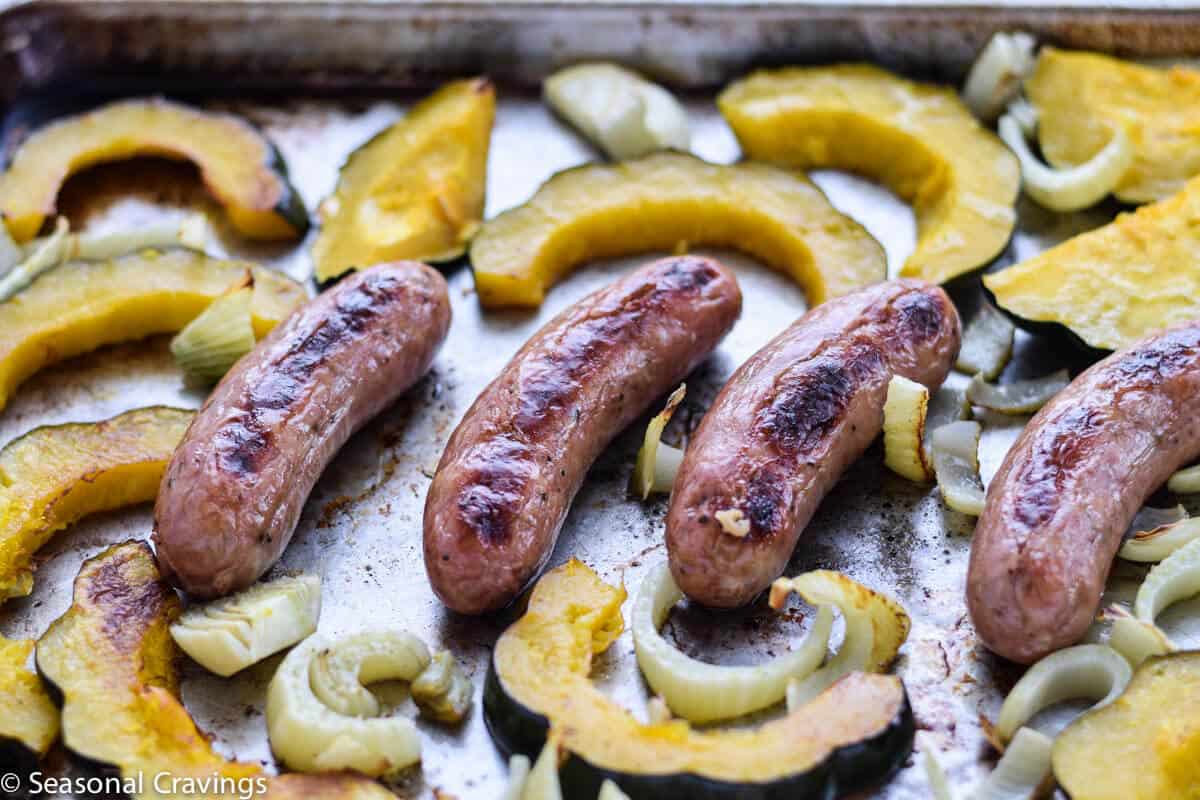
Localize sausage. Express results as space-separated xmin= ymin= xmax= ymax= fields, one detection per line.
xmin=154 ymin=262 xmax=451 ymax=598
xmin=968 ymin=322 xmax=1200 ymax=664
xmin=424 ymin=256 xmax=742 ymax=614
xmin=667 ymin=279 xmax=961 ymax=608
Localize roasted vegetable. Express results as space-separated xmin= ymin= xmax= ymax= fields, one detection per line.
xmin=0 ymin=637 xmax=58 ymax=771
xmin=469 ymin=151 xmax=885 ymax=309
xmin=0 ymin=216 xmax=70 ymax=302
xmin=544 ymin=63 xmax=690 ymax=159
xmin=169 ymin=283 xmax=256 ymax=386
xmin=1053 ymin=652 xmax=1200 ymax=799
xmin=411 ymin=650 xmax=474 ymax=724
xmin=770 ymin=571 xmax=911 ymax=710
xmin=0 ymin=406 xmax=193 ymax=602
xmin=1170 ymin=464 xmax=1200 ymax=494
xmin=994 ymin=644 xmax=1131 ymax=744
xmin=36 ymin=542 xmax=393 ymax=800
xmin=984 ymin=178 xmax=1200 ymax=353
xmin=955 ymin=302 xmax=1015 ymax=381
xmin=998 ymin=109 xmax=1133 ymax=212
xmin=718 ymin=64 xmax=1019 ymax=285
xmin=966 ymin=369 xmax=1069 ymax=415
xmin=630 ymin=385 xmax=686 ymax=500
xmin=268 ymin=630 xmax=430 ymax=776
xmin=312 ymin=79 xmax=494 ymax=282
xmin=0 ymin=249 xmax=305 ymax=412
xmin=0 ymin=98 xmax=306 ymax=242
xmin=632 ymin=562 xmax=833 ymax=723
xmin=483 ymin=560 xmax=914 ymax=799
xmin=1119 ymin=518 xmax=1200 ymax=563
xmin=929 ymin=420 xmax=985 ymax=516
xmin=961 ymin=31 xmax=1037 ymax=121
xmin=1134 ymin=536 xmax=1200 ymax=627
xmin=882 ymin=375 xmax=933 ymax=483
xmin=1028 ymin=48 xmax=1200 ymax=204
xmin=169 ymin=575 xmax=321 ymax=677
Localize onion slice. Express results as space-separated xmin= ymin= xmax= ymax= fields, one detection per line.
xmin=170 ymin=281 xmax=257 ymax=386
xmin=500 ymin=754 xmax=532 ymax=800
xmin=956 ymin=303 xmax=1015 ymax=381
xmin=966 ymin=369 xmax=1068 ymax=415
xmin=598 ymin=781 xmax=632 ymax=800
xmin=630 ymin=384 xmax=686 ymax=500
xmin=974 ymin=726 xmax=1054 ymax=800
xmin=1168 ymin=464 xmax=1200 ymax=494
xmin=770 ymin=570 xmax=910 ymax=710
xmin=632 ymin=562 xmax=833 ymax=723
xmin=1119 ymin=517 xmax=1200 ymax=563
xmin=922 ymin=749 xmax=955 ymax=800
xmin=929 ymin=420 xmax=985 ymax=516
xmin=0 ymin=220 xmax=21 ymax=277
xmin=544 ymin=62 xmax=690 ymax=160
xmin=926 ymin=386 xmax=972 ymax=435
xmin=993 ymin=644 xmax=1132 ymax=744
xmin=882 ymin=375 xmax=934 ymax=483
xmin=962 ymin=32 xmax=1038 ymax=121
xmin=1103 ymin=607 xmax=1174 ymax=668
xmin=1006 ymin=96 xmax=1040 ymax=138
xmin=998 ymin=112 xmax=1133 ymax=212
xmin=1134 ymin=535 xmax=1200 ymax=625
xmin=0 ymin=216 xmax=69 ymax=302
xmin=523 ymin=737 xmax=563 ymax=800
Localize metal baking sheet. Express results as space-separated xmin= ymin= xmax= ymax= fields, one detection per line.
xmin=3 ymin=2 xmax=1200 ymax=798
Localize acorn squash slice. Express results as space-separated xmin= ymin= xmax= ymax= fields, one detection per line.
xmin=0 ymin=636 xmax=59 ymax=772
xmin=0 ymin=406 xmax=193 ymax=603
xmin=1028 ymin=48 xmax=1200 ymax=204
xmin=984 ymin=175 xmax=1200 ymax=352
xmin=35 ymin=542 xmax=395 ymax=800
xmin=468 ymin=151 xmax=885 ymax=309
xmin=312 ymin=78 xmax=495 ymax=282
xmin=0 ymin=248 xmax=306 ymax=413
xmin=1052 ymin=651 xmax=1200 ymax=800
xmin=0 ymin=98 xmax=308 ymax=242
xmin=482 ymin=559 xmax=914 ymax=799
xmin=717 ymin=64 xmax=1020 ymax=285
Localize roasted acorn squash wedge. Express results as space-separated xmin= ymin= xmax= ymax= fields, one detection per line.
xmin=0 ymin=98 xmax=307 ymax=242
xmin=35 ymin=542 xmax=394 ymax=800
xmin=468 ymin=151 xmax=885 ymax=309
xmin=1052 ymin=651 xmax=1200 ymax=799
xmin=0 ymin=406 xmax=192 ymax=603
xmin=0 ymin=636 xmax=59 ymax=772
xmin=717 ymin=64 xmax=1020 ymax=285
xmin=1028 ymin=48 xmax=1200 ymax=204
xmin=313 ymin=78 xmax=495 ymax=282
xmin=984 ymin=175 xmax=1200 ymax=352
xmin=0 ymin=249 xmax=306 ymax=413
xmin=482 ymin=559 xmax=914 ymax=799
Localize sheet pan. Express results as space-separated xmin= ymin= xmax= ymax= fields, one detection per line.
xmin=2 ymin=2 xmax=1200 ymax=797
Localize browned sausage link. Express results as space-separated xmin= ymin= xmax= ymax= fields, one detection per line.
xmin=154 ymin=262 xmax=451 ymax=598
xmin=968 ymin=322 xmax=1200 ymax=664
xmin=424 ymin=256 xmax=742 ymax=614
xmin=667 ymin=279 xmax=961 ymax=608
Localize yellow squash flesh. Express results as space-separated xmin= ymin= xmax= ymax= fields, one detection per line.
xmin=718 ymin=64 xmax=1020 ymax=285
xmin=0 ymin=637 xmax=59 ymax=761
xmin=494 ymin=559 xmax=907 ymax=784
xmin=0 ymin=98 xmax=307 ymax=242
xmin=1028 ymin=48 xmax=1200 ymax=204
xmin=1053 ymin=652 xmax=1200 ymax=800
xmin=313 ymin=78 xmax=495 ymax=281
xmin=984 ymin=175 xmax=1200 ymax=351
xmin=469 ymin=151 xmax=886 ymax=309
xmin=35 ymin=542 xmax=394 ymax=800
xmin=0 ymin=406 xmax=193 ymax=602
xmin=0 ymin=249 xmax=306 ymax=413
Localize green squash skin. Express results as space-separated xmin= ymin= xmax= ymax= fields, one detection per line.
xmin=483 ymin=656 xmax=914 ymax=800
xmin=0 ymin=736 xmax=41 ymax=778
xmin=264 ymin=139 xmax=310 ymax=238
xmin=980 ymin=281 xmax=1109 ymax=364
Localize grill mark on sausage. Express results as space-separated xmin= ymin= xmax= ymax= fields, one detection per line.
xmin=456 ymin=436 xmax=537 ymax=546
xmin=216 ymin=273 xmax=406 ymax=475
xmin=1013 ymin=407 xmax=1103 ymax=531
xmin=514 ymin=256 xmax=718 ymax=434
xmin=892 ymin=289 xmax=946 ymax=343
xmin=745 ymin=469 xmax=788 ymax=538
xmin=1112 ymin=329 xmax=1200 ymax=384
xmin=758 ymin=344 xmax=887 ymax=456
